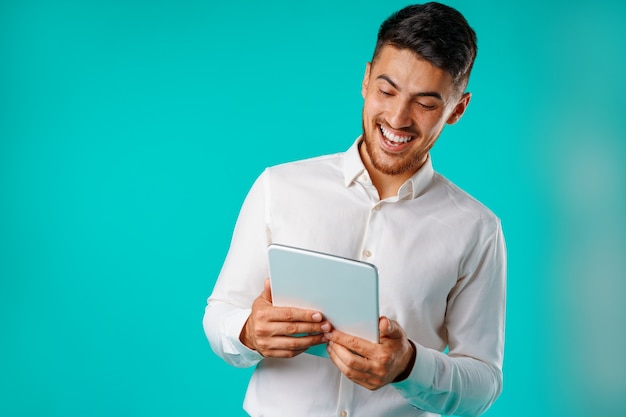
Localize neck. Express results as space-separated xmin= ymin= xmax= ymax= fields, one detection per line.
xmin=358 ymin=142 xmax=423 ymax=200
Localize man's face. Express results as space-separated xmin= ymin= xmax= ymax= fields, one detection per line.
xmin=361 ymin=45 xmax=470 ymax=179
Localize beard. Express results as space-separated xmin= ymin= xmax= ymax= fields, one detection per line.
xmin=361 ymin=121 xmax=427 ymax=177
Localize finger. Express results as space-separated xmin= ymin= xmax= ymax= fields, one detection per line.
xmin=379 ymin=317 xmax=402 ymax=339
xmin=327 ymin=342 xmax=381 ymax=390
xmin=265 ymin=333 xmax=328 ymax=356
xmin=327 ymin=341 xmax=370 ymax=372
xmin=325 ymin=329 xmax=373 ymax=357
xmin=268 ymin=348 xmax=308 ymax=359
xmin=262 ymin=278 xmax=273 ymax=303
xmin=272 ymin=320 xmax=332 ymax=337
xmin=268 ymin=305 xmax=324 ymax=324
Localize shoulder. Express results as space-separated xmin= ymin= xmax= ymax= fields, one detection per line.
xmin=429 ymin=171 xmax=501 ymax=234
xmin=264 ymin=152 xmax=345 ymax=183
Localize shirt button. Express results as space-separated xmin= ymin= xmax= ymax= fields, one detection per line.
xmin=363 ymin=250 xmax=372 ymax=258
xmin=373 ymin=204 xmax=381 ymax=211
xmin=340 ymin=411 xmax=348 ymax=417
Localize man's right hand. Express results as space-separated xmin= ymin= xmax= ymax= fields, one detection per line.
xmin=239 ymin=278 xmax=331 ymax=358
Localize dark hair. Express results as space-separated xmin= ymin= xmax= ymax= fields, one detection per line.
xmin=372 ymin=2 xmax=477 ymax=91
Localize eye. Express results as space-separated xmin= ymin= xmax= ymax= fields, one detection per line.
xmin=378 ymin=89 xmax=393 ymax=97
xmin=417 ymin=102 xmax=437 ymax=111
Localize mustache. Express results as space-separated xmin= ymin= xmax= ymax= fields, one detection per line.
xmin=375 ymin=119 xmax=418 ymax=136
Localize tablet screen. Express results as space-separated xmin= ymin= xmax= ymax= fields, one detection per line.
xmin=268 ymin=244 xmax=379 ymax=357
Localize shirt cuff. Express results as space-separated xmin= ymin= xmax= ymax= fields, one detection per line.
xmin=222 ymin=307 xmax=264 ymax=367
xmin=391 ymin=341 xmax=437 ymax=396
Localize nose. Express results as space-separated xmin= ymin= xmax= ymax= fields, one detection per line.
xmin=387 ymin=99 xmax=412 ymax=129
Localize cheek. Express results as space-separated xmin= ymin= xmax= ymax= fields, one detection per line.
xmin=416 ymin=112 xmax=446 ymax=134
xmin=363 ymin=96 xmax=385 ymax=120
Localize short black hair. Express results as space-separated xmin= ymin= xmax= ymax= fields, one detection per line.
xmin=372 ymin=2 xmax=478 ymax=91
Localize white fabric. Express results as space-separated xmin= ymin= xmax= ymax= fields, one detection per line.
xmin=203 ymin=139 xmax=506 ymax=417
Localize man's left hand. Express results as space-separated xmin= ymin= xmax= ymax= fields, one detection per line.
xmin=325 ymin=316 xmax=416 ymax=390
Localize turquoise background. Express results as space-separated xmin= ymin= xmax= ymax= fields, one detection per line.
xmin=2 ymin=0 xmax=625 ymax=416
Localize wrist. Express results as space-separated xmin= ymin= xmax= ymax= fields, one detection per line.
xmin=239 ymin=317 xmax=254 ymax=350
xmin=393 ymin=339 xmax=416 ymax=383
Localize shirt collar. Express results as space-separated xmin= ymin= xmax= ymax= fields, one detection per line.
xmin=343 ymin=138 xmax=367 ymax=187
xmin=343 ymin=136 xmax=435 ymax=200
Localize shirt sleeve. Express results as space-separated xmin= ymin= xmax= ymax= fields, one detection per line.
xmin=392 ymin=221 xmax=507 ymax=417
xmin=202 ymin=170 xmax=270 ymax=368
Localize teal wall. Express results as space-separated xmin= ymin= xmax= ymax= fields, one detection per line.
xmin=2 ymin=1 xmax=625 ymax=416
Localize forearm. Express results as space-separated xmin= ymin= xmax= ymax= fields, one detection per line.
xmin=203 ymin=171 xmax=270 ymax=367
xmin=392 ymin=343 xmax=502 ymax=417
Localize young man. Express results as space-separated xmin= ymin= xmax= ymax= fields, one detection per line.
xmin=203 ymin=3 xmax=506 ymax=416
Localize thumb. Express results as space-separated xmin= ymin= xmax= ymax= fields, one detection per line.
xmin=261 ymin=278 xmax=273 ymax=303
xmin=379 ymin=317 xmax=402 ymax=339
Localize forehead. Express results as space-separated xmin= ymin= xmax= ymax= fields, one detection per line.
xmin=370 ymin=45 xmax=455 ymax=97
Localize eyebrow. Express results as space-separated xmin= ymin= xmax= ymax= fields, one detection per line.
xmin=376 ymin=74 xmax=443 ymax=101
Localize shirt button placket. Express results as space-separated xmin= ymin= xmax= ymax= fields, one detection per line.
xmin=361 ymin=203 xmax=380 ymax=261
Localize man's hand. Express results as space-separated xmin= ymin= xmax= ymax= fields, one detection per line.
xmin=239 ymin=279 xmax=332 ymax=358
xmin=325 ymin=317 xmax=416 ymax=390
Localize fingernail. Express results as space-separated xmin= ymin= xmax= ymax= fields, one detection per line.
xmin=321 ymin=323 xmax=330 ymax=332
xmin=312 ymin=313 xmax=322 ymax=321
xmin=324 ymin=332 xmax=332 ymax=340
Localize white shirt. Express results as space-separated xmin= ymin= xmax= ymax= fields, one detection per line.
xmin=203 ymin=139 xmax=506 ymax=417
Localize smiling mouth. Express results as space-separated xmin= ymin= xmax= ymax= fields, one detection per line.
xmin=380 ymin=125 xmax=414 ymax=146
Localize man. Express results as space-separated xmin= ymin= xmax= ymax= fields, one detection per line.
xmin=203 ymin=3 xmax=506 ymax=416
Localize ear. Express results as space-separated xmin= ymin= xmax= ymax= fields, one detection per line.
xmin=446 ymin=92 xmax=471 ymax=125
xmin=361 ymin=62 xmax=371 ymax=99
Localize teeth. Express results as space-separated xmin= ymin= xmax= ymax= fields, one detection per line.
xmin=381 ymin=125 xmax=413 ymax=143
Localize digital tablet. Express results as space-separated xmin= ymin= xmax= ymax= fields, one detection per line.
xmin=267 ymin=244 xmax=379 ymax=357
